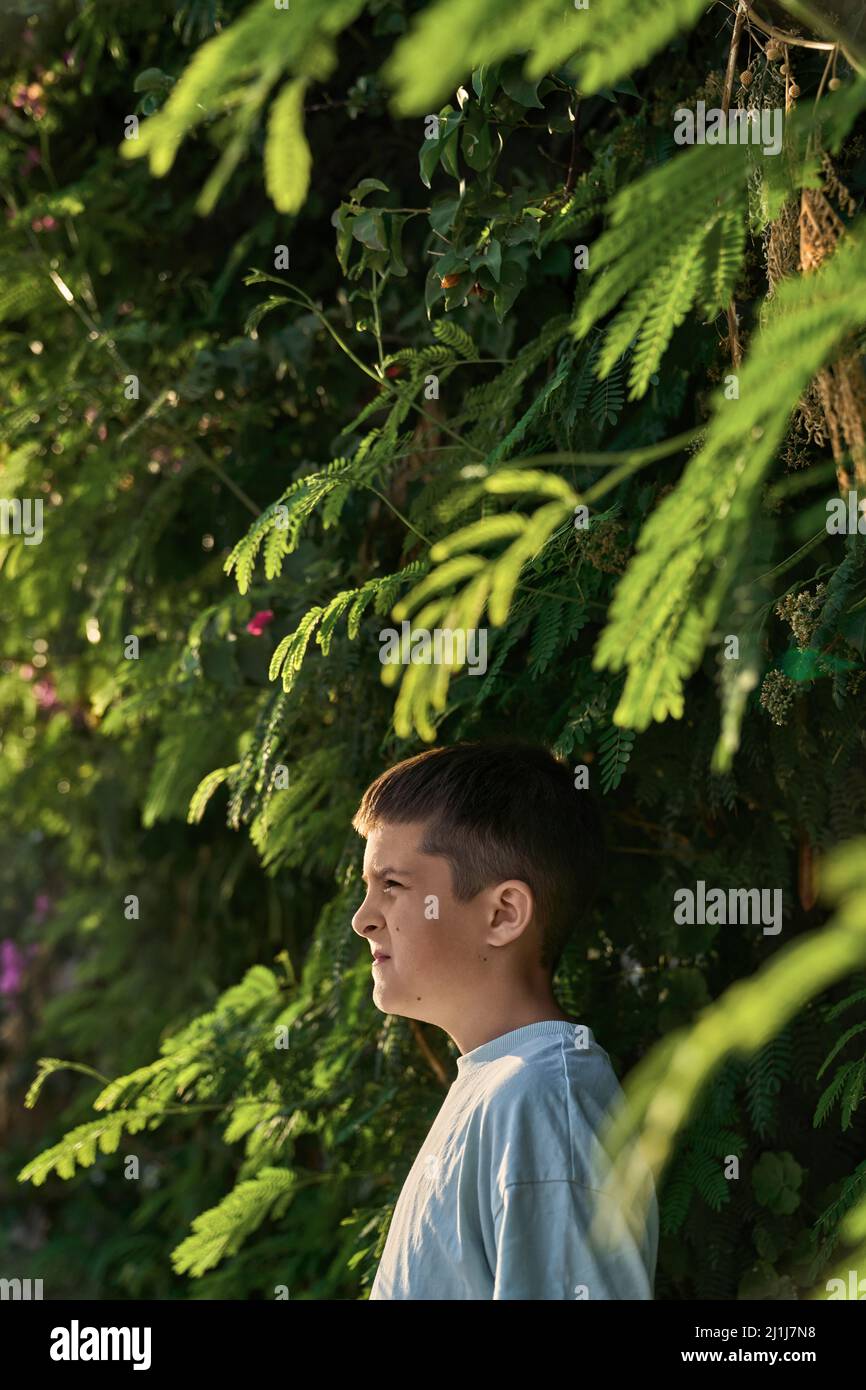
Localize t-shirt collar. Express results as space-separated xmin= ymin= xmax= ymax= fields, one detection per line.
xmin=455 ymin=1019 xmax=587 ymax=1072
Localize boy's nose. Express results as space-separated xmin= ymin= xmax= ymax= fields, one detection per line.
xmin=351 ymin=898 xmax=385 ymax=937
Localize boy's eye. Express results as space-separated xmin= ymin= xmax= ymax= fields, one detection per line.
xmin=383 ymin=879 xmax=403 ymax=891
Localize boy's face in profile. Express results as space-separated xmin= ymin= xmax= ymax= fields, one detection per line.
xmin=351 ymin=820 xmax=494 ymax=1025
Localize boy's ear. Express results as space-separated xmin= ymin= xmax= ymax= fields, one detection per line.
xmin=486 ymin=879 xmax=534 ymax=941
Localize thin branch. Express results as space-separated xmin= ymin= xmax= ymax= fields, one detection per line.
xmin=746 ymin=2 xmax=836 ymax=49
xmin=364 ymin=485 xmax=431 ymax=546
xmin=565 ymin=108 xmax=580 ymax=193
xmin=245 ymin=271 xmax=486 ymax=456
xmin=409 ymin=1019 xmax=450 ymax=1087
xmin=723 ymin=0 xmax=750 ymax=114
xmin=746 ymin=1 xmax=865 ymax=71
xmin=722 ymin=2 xmax=749 ymax=370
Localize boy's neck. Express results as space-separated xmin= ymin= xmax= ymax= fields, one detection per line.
xmin=450 ymin=1000 xmax=576 ymax=1056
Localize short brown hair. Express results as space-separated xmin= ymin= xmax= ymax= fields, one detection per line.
xmin=351 ymin=741 xmax=604 ymax=973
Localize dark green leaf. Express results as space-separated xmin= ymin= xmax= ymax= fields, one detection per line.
xmin=389 ymin=214 xmax=407 ymax=277
xmin=472 ymin=63 xmax=501 ymax=105
xmin=493 ymin=260 xmax=525 ymax=321
xmin=499 ymin=57 xmax=544 ymax=109
xmin=419 ymin=135 xmax=442 ymax=189
xmin=350 ymin=177 xmax=390 ymax=202
xmin=134 ymin=68 xmax=173 ymax=93
xmin=351 ymin=209 xmax=387 ymax=252
xmin=429 ymin=195 xmax=460 ymax=234
xmin=484 ymin=236 xmax=502 ymax=281
xmin=462 ymin=113 xmax=492 ymax=172
xmin=440 ymin=124 xmax=461 ymax=179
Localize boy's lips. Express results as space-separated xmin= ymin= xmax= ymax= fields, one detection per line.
xmin=372 ymin=950 xmax=391 ymax=964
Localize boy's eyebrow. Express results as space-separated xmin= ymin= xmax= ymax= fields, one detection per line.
xmin=362 ymin=865 xmax=413 ymax=883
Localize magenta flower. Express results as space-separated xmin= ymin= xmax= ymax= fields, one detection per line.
xmin=246 ymin=609 xmax=274 ymax=636
xmin=33 ymin=678 xmax=59 ymax=710
xmin=33 ymin=894 xmax=54 ymax=922
xmin=0 ymin=940 xmax=26 ymax=996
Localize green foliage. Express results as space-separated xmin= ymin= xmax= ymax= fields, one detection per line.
xmin=597 ymin=722 xmax=636 ymax=794
xmin=264 ymin=79 xmax=313 ymax=214
xmin=384 ymin=0 xmax=709 ymax=113
xmin=172 ymin=1168 xmax=296 ymax=1276
xmin=4 ymin=0 xmax=866 ymax=1307
xmin=18 ymin=1112 xmax=163 ymax=1186
xmin=122 ymin=0 xmax=366 ymax=212
xmin=595 ymin=231 xmax=866 ymax=733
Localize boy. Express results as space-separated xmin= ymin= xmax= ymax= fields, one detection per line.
xmin=351 ymin=741 xmax=659 ymax=1300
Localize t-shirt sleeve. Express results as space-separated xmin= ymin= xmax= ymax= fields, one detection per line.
xmin=492 ymin=1179 xmax=654 ymax=1300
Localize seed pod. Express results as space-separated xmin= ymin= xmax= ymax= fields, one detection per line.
xmin=765 ymin=40 xmax=782 ymax=61
xmin=829 ymin=76 xmax=841 ymax=90
xmin=440 ymin=273 xmax=461 ymax=289
xmin=789 ymin=82 xmax=800 ymax=98
xmin=779 ymin=62 xmax=791 ymax=75
xmin=740 ymin=70 xmax=753 ymax=88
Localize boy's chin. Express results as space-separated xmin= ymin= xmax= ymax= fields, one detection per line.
xmin=371 ymin=984 xmax=433 ymax=1026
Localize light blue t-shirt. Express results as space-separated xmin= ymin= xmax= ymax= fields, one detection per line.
xmin=369 ymin=1019 xmax=658 ymax=1300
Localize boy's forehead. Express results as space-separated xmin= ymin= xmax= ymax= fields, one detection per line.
xmin=362 ymin=821 xmax=428 ymax=872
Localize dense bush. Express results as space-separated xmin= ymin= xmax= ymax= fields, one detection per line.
xmin=2 ymin=0 xmax=866 ymax=1300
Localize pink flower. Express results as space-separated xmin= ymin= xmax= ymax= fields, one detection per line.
xmin=40 ymin=214 xmax=57 ymax=231
xmin=0 ymin=940 xmax=26 ymax=996
xmin=33 ymin=678 xmax=59 ymax=709
xmin=246 ymin=609 xmax=274 ymax=636
xmin=19 ymin=663 xmax=34 ymax=680
xmin=33 ymin=894 xmax=53 ymax=922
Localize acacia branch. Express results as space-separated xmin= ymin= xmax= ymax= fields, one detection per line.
xmin=723 ymin=0 xmax=750 ymax=115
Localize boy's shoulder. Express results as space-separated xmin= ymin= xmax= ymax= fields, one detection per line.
xmin=460 ymin=1026 xmax=626 ymax=1190
xmin=469 ymin=1027 xmax=624 ymax=1137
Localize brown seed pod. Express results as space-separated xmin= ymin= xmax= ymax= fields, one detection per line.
xmin=440 ymin=272 xmax=461 ymax=289
xmin=789 ymin=82 xmax=800 ymax=98
xmin=740 ymin=70 xmax=753 ymax=88
xmin=765 ymin=40 xmax=782 ymax=61
xmin=829 ymin=76 xmax=841 ymax=90
xmin=779 ymin=62 xmax=791 ymax=75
